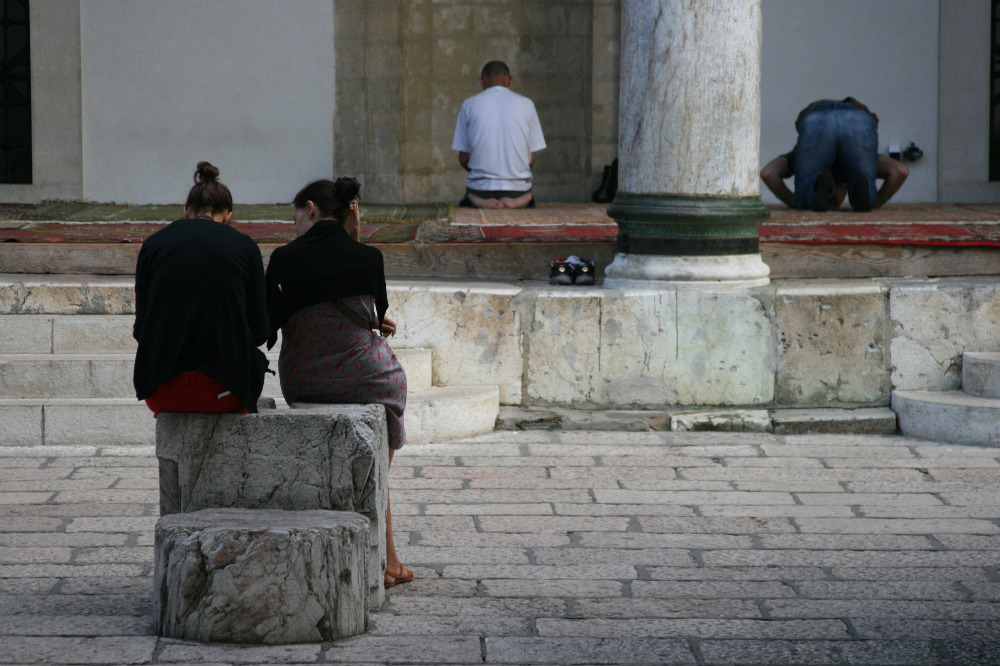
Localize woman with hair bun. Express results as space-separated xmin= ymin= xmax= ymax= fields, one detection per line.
xmin=265 ymin=176 xmax=411 ymax=589
xmin=133 ymin=161 xmax=269 ymax=416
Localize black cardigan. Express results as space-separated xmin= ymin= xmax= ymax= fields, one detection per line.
xmin=132 ymin=219 xmax=269 ymax=412
xmin=265 ymin=220 xmax=389 ymax=349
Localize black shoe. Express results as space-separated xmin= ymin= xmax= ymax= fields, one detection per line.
xmin=549 ymin=258 xmax=573 ymax=285
xmin=572 ymin=259 xmax=596 ymax=285
xmin=850 ymin=172 xmax=872 ymax=212
xmin=592 ymin=159 xmax=619 ymax=204
xmin=812 ymin=171 xmax=833 ymax=212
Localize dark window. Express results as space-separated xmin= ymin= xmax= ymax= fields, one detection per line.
xmin=0 ymin=0 xmax=30 ymax=184
xmin=992 ymin=0 xmax=1000 ymax=180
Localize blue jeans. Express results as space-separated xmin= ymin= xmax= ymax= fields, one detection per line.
xmin=793 ymin=102 xmax=878 ymax=211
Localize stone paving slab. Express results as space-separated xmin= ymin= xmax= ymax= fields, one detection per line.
xmin=0 ymin=431 xmax=999 ymax=665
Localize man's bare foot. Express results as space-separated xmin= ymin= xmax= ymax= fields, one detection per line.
xmin=500 ymin=193 xmax=533 ymax=208
xmin=469 ymin=194 xmax=504 ymax=209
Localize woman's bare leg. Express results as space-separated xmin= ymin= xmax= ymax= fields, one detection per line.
xmin=385 ymin=447 xmax=410 ymax=584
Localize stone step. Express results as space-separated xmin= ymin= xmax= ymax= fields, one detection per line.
xmin=389 ymin=385 xmax=499 ymax=444
xmin=497 ymin=405 xmax=897 ymax=435
xmin=0 ymin=384 xmax=499 ymax=447
xmin=0 ymin=353 xmax=135 ymax=398
xmin=962 ymin=352 xmax=1000 ymax=399
xmin=0 ymin=313 xmax=433 ymax=391
xmin=892 ymin=390 xmax=1000 ymax=446
xmin=0 ymin=315 xmax=137 ymax=354
xmin=0 ymin=348 xmax=433 ymax=398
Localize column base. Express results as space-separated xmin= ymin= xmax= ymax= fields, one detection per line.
xmin=603 ymin=252 xmax=771 ymax=288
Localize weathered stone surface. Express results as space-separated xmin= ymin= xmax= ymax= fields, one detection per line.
xmin=524 ymin=286 xmax=773 ymax=408
xmin=44 ymin=399 xmax=155 ymax=446
xmin=599 ymin=288 xmax=679 ymax=406
xmin=156 ymin=406 xmax=389 ymax=608
xmin=774 ymin=283 xmax=889 ymax=407
xmin=772 ymin=408 xmax=897 ymax=435
xmin=893 ymin=390 xmax=1000 ymax=447
xmin=0 ymin=354 xmax=133 ymax=398
xmin=961 ymin=352 xmax=1000 ymax=399
xmin=0 ymin=277 xmax=135 ymax=315
xmin=155 ymin=508 xmax=369 ymax=644
xmin=0 ymin=315 xmax=52 ymax=353
xmin=524 ymin=290 xmax=602 ymax=405
xmin=671 ymin=410 xmax=772 ymax=433
xmin=673 ymin=287 xmax=774 ymax=405
xmin=389 ymin=282 xmax=523 ymax=404
xmin=0 ymin=403 xmax=42 ymax=446
xmin=52 ymin=315 xmax=136 ymax=353
xmin=890 ymin=279 xmax=1000 ymax=391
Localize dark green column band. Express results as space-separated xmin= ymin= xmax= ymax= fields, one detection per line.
xmin=607 ymin=193 xmax=769 ymax=256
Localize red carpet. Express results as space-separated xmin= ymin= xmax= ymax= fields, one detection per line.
xmin=3 ymin=203 xmax=1000 ymax=246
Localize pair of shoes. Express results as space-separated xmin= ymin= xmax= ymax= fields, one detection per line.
xmin=384 ymin=566 xmax=413 ymax=588
xmin=811 ymin=171 xmax=834 ymax=212
xmin=549 ymin=256 xmax=596 ymax=285
xmin=850 ymin=171 xmax=872 ymax=212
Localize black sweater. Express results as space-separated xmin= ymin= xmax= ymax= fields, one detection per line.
xmin=265 ymin=220 xmax=389 ymax=349
xmin=132 ymin=218 xmax=269 ymax=412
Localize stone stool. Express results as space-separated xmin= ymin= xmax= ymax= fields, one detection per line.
xmin=155 ymin=508 xmax=369 ymax=644
xmin=155 ymin=406 xmax=389 ymax=609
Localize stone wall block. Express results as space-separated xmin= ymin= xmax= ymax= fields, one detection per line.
xmin=598 ymin=288 xmax=679 ymax=406
xmin=155 ymin=407 xmax=389 ymax=609
xmin=472 ymin=6 xmax=518 ymax=36
xmin=389 ymin=284 xmax=523 ymax=404
xmin=52 ymin=315 xmax=135 ymax=353
xmin=774 ymin=284 xmax=889 ymax=407
xmin=0 ymin=315 xmax=52 ymax=353
xmin=0 ymin=404 xmax=42 ymax=446
xmin=155 ymin=508 xmax=369 ymax=644
xmin=890 ymin=279 xmax=1000 ymax=390
xmin=0 ymin=282 xmax=134 ymax=315
xmin=523 ymin=291 xmax=602 ymax=406
xmin=673 ymin=288 xmax=774 ymax=405
xmin=432 ymin=5 xmax=472 ymax=34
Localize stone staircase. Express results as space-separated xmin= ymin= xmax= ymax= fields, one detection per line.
xmin=893 ymin=352 xmax=1000 ymax=446
xmin=0 ymin=314 xmax=499 ymax=447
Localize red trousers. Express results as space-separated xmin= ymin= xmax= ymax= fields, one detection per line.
xmin=145 ymin=371 xmax=248 ymax=417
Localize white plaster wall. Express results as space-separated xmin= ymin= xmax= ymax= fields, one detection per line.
xmin=938 ymin=0 xmax=1000 ymax=202
xmin=760 ymin=0 xmax=939 ymax=204
xmin=80 ymin=1 xmax=334 ymax=204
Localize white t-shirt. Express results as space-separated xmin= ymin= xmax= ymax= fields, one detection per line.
xmin=452 ymin=86 xmax=546 ymax=191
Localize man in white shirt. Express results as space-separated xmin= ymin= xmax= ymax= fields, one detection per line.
xmin=452 ymin=61 xmax=546 ymax=209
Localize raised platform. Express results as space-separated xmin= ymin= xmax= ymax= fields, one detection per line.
xmin=3 ymin=202 xmax=1000 ymax=279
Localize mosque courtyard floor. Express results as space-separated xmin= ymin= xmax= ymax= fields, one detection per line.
xmin=2 ymin=429 xmax=999 ymax=665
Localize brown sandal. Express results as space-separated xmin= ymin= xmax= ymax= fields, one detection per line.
xmin=384 ymin=566 xmax=414 ymax=588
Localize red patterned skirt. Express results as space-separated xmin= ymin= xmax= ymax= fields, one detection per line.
xmin=278 ymin=297 xmax=407 ymax=449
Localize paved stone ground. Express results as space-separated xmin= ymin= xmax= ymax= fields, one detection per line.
xmin=1 ymin=430 xmax=1000 ymax=665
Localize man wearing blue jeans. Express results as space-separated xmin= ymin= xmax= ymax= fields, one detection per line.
xmin=765 ymin=98 xmax=885 ymax=212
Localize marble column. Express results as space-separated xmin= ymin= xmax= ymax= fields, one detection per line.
xmin=605 ymin=0 xmax=770 ymax=286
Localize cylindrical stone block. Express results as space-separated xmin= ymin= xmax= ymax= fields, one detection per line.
xmin=155 ymin=508 xmax=369 ymax=644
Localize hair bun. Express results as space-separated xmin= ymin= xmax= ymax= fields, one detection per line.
xmin=194 ymin=161 xmax=220 ymax=185
xmin=333 ymin=176 xmax=361 ymax=203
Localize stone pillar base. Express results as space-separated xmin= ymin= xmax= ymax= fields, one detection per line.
xmin=603 ymin=252 xmax=770 ymax=288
